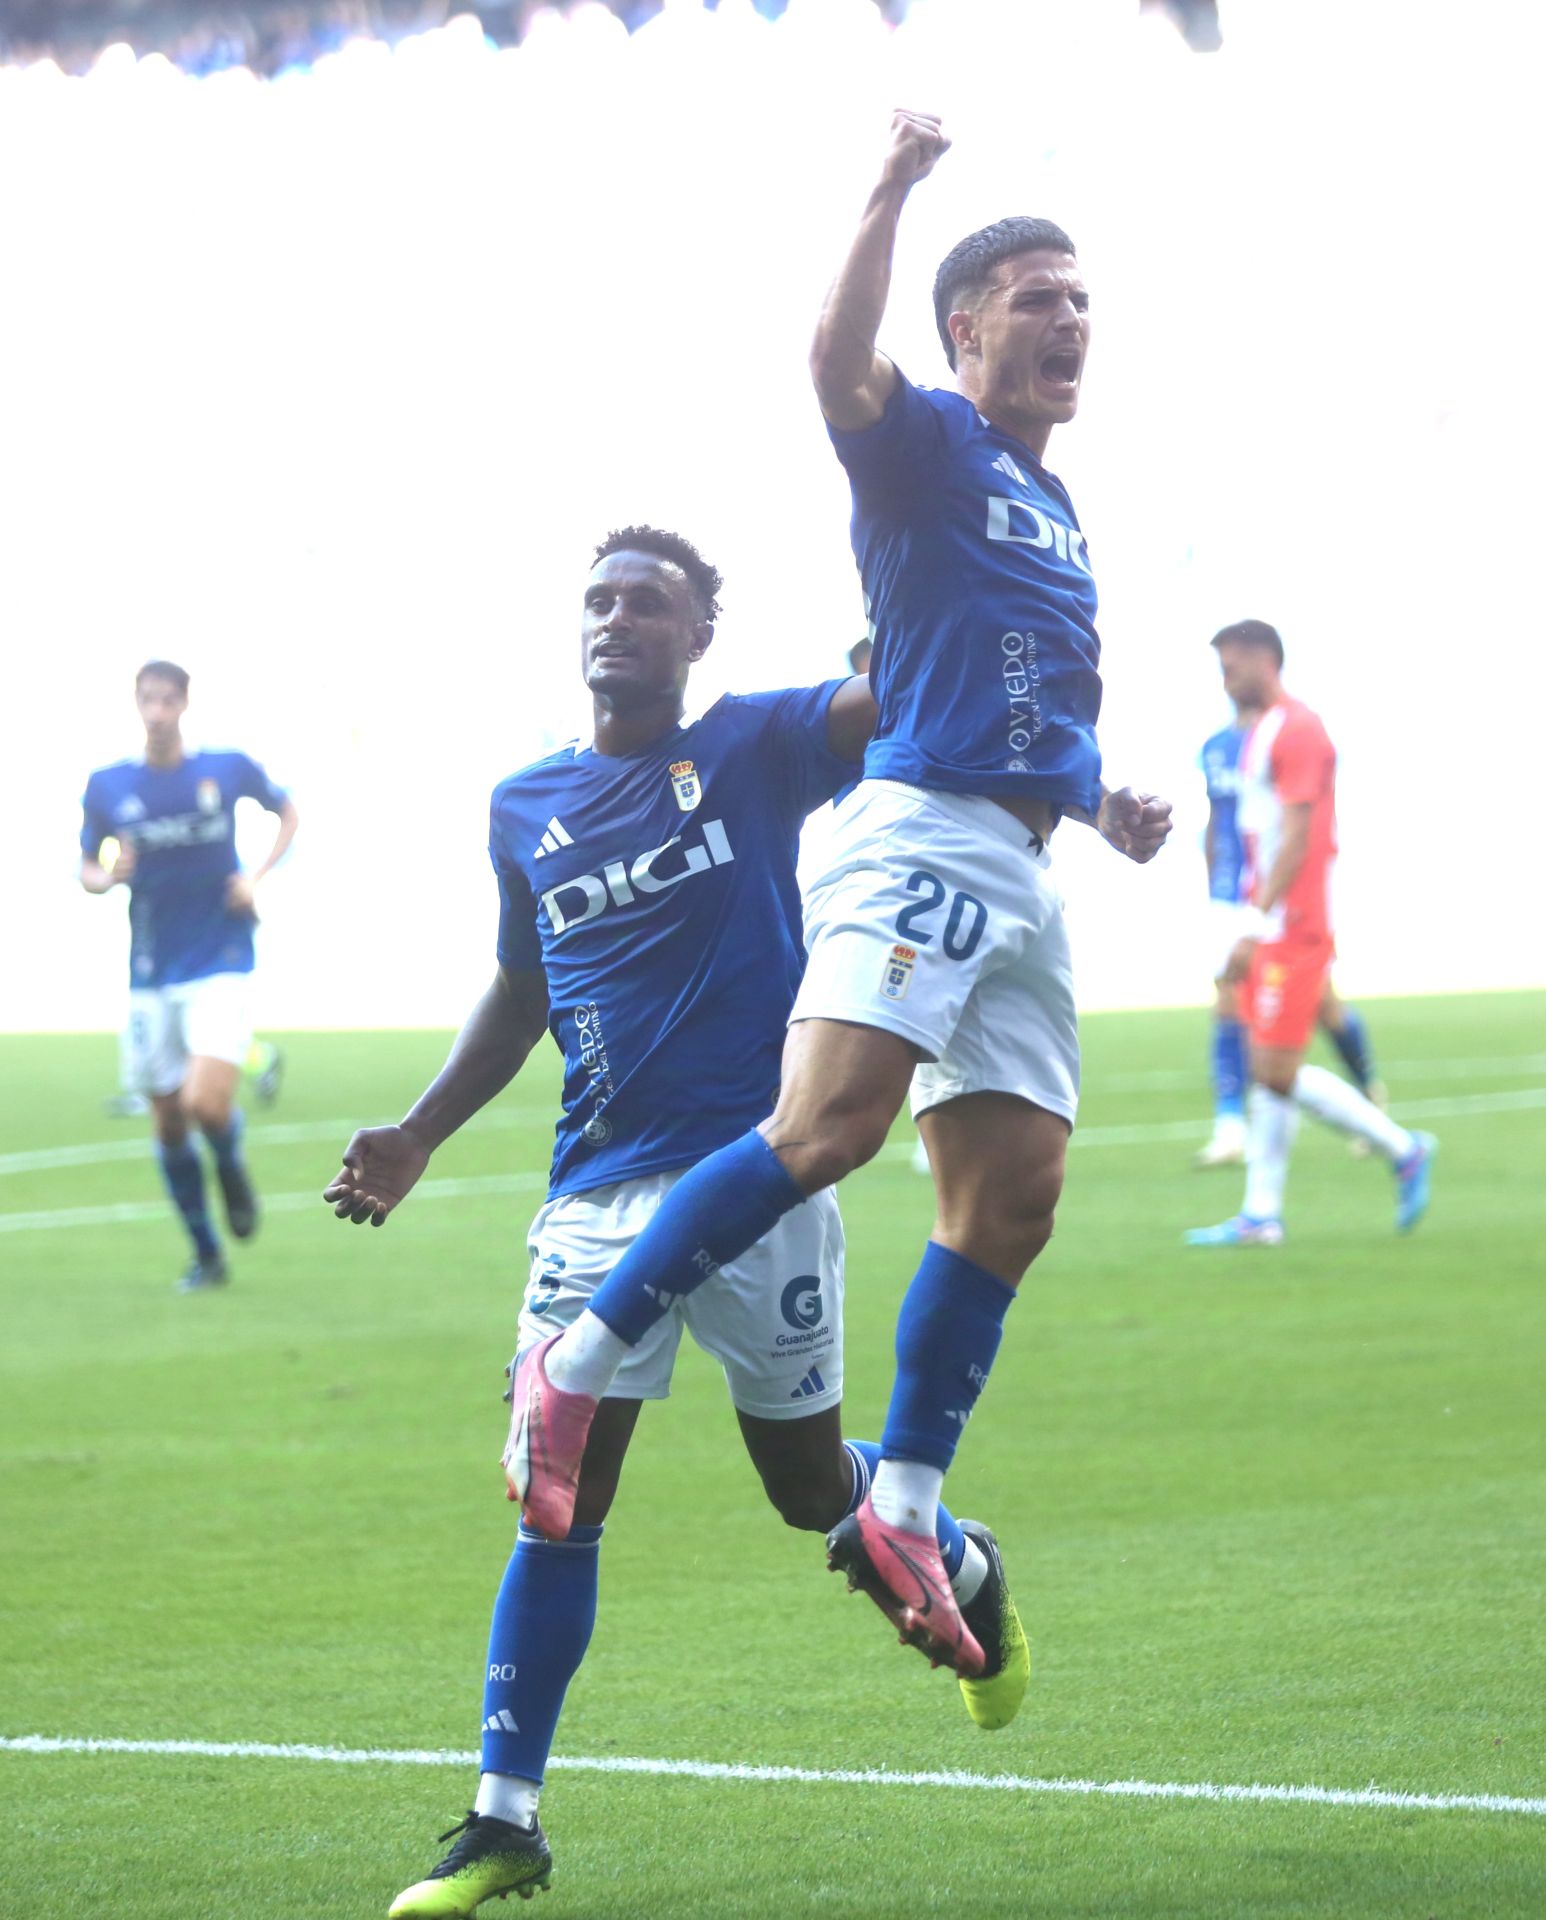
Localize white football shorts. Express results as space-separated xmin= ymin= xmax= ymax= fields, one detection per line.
xmin=1207 ymin=899 xmax=1255 ymax=981
xmin=791 ymin=779 xmax=1079 ymax=1127
xmin=125 ymin=971 xmax=254 ymax=1097
xmin=518 ymin=1171 xmax=844 ymax=1420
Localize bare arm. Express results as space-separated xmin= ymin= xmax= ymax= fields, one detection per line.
xmin=825 ymin=673 xmax=877 ymax=764
xmin=1222 ymin=802 xmax=1312 ymax=983
xmin=1255 ymin=802 xmax=1311 ymax=914
xmin=325 ymin=965 xmax=550 ymax=1226
xmin=226 ymin=798 xmax=300 ymax=917
xmin=810 ymin=110 xmax=951 ymax=431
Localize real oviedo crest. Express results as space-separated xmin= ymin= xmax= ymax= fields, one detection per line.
xmin=669 ymin=760 xmax=701 ymax=812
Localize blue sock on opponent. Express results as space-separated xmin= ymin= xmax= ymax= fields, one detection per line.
xmin=1212 ymin=1015 xmax=1247 ymax=1118
xmin=880 ymin=1242 xmax=1016 ymax=1472
xmin=156 ymin=1137 xmax=219 ymax=1261
xmin=843 ymin=1438 xmax=967 ymax=1578
xmin=1327 ymin=1006 xmax=1376 ymax=1093
xmin=480 ymin=1521 xmax=604 ymax=1785
xmin=587 ymin=1129 xmax=804 ymax=1346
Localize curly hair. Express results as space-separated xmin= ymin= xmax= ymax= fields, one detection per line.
xmin=592 ymin=525 xmax=723 ymax=624
xmin=932 ymin=216 xmax=1077 ymax=371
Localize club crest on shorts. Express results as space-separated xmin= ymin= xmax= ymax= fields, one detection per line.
xmin=881 ymin=943 xmax=917 ymax=1000
xmin=668 ymin=760 xmax=701 ymax=811
xmin=196 ymin=778 xmax=221 ymax=814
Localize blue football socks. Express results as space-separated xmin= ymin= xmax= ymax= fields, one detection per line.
xmin=843 ymin=1438 xmax=966 ymax=1579
xmin=880 ymin=1242 xmax=1016 ymax=1472
xmin=1327 ymin=1005 xmax=1376 ymax=1094
xmin=1212 ymin=1015 xmax=1247 ymax=1119
xmin=587 ymin=1129 xmax=804 ymax=1346
xmin=480 ymin=1521 xmax=603 ymax=1786
xmin=156 ymin=1137 xmax=219 ymax=1260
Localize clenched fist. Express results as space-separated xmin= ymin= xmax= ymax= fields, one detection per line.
xmin=879 ymin=109 xmax=951 ymax=189
xmin=1097 ymin=788 xmax=1173 ymax=864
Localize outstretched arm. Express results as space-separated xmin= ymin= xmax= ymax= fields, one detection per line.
xmin=1066 ymin=784 xmax=1174 ymax=863
xmin=810 ymin=110 xmax=951 ymax=431
xmin=325 ymin=964 xmax=550 ymax=1226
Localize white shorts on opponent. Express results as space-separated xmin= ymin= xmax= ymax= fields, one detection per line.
xmin=125 ymin=971 xmax=254 ymax=1097
xmin=791 ymin=778 xmax=1079 ymax=1127
xmin=519 ymin=1170 xmax=845 ymax=1421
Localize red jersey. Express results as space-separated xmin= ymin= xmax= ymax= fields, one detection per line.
xmin=1237 ymin=695 xmax=1337 ymax=945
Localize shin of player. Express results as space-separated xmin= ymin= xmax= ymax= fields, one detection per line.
xmin=1185 ymin=623 xmax=1434 ymax=1247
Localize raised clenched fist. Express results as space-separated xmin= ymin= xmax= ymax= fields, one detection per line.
xmin=879 ymin=109 xmax=951 ymax=189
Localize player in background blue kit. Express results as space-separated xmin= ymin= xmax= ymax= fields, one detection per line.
xmin=1195 ymin=712 xmax=1385 ymax=1171
xmin=80 ymin=660 xmax=298 ymax=1290
xmin=503 ymin=114 xmax=1172 ymax=1677
xmin=324 ymin=529 xmax=1029 ymax=1919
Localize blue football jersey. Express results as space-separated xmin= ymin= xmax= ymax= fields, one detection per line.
xmin=827 ymin=370 xmax=1103 ymax=816
xmin=490 ymin=684 xmax=851 ymax=1200
xmin=1200 ymin=722 xmax=1247 ymax=904
xmin=80 ymin=749 xmax=289 ymax=987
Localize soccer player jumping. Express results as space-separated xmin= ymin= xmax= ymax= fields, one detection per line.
xmin=1186 ymin=621 xmax=1435 ymax=1246
xmin=81 ymin=660 xmax=298 ymax=1290
xmin=502 ymin=114 xmax=1172 ymax=1674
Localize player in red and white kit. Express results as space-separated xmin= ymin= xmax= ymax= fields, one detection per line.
xmin=1186 ymin=621 xmax=1435 ymax=1246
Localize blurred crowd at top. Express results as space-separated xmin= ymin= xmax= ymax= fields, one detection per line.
xmin=2 ymin=0 xmax=1219 ymax=79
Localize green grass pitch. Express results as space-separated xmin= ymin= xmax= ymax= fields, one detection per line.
xmin=2 ymin=993 xmax=1543 ymax=1917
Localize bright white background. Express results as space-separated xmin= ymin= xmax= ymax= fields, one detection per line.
xmin=3 ymin=0 xmax=1542 ymax=1032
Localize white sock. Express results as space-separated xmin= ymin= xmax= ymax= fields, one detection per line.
xmin=951 ymin=1535 xmax=990 ymax=1606
xmin=1243 ymin=1083 xmax=1299 ymax=1222
xmin=542 ymin=1309 xmax=631 ymax=1399
xmin=1293 ymin=1063 xmax=1415 ymax=1163
xmin=475 ymin=1771 xmax=539 ymax=1827
xmin=869 ymin=1458 xmax=945 ymax=1535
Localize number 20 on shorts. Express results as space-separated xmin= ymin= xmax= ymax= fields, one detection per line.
xmin=895 ymin=870 xmax=988 ymax=961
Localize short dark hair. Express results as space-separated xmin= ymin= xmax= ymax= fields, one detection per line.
xmin=591 ymin=525 xmax=723 ymax=624
xmin=933 ymin=216 xmax=1077 ymax=370
xmin=1210 ymin=620 xmax=1285 ymax=668
xmin=136 ymin=659 xmax=190 ymax=694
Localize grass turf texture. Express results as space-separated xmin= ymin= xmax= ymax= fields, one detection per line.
xmin=2 ymin=993 xmax=1543 ymax=1918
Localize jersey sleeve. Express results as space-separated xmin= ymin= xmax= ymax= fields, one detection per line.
xmin=824 ymin=367 xmax=951 ymax=507
xmin=1271 ymin=710 xmax=1335 ymax=806
xmin=732 ymin=680 xmax=856 ymax=818
xmin=232 ymin=753 xmax=290 ymax=813
xmin=79 ymin=774 xmax=111 ymax=857
xmin=490 ymin=788 xmax=543 ymax=972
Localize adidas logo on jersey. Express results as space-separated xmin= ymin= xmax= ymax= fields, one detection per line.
xmin=533 ymin=817 xmax=575 ymax=860
xmin=541 ymin=819 xmax=735 ymax=934
xmin=789 ymin=1365 xmax=827 ymax=1401
xmin=991 ymin=450 xmax=1027 ymax=487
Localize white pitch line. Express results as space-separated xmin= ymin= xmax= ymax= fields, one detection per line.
xmin=5 ymin=1053 xmax=1542 ymax=1179
xmin=2 ymin=1090 xmax=1542 ymax=1236
xmin=0 ymin=1172 xmax=544 ymax=1236
xmin=0 ymin=1109 xmax=535 ymax=1178
xmin=2 ymin=1734 xmax=1541 ymax=1819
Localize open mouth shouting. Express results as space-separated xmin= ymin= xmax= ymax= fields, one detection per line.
xmin=1037 ymin=346 xmax=1082 ymax=397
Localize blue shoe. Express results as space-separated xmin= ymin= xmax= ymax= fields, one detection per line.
xmin=1184 ymin=1214 xmax=1284 ymax=1247
xmin=1394 ymin=1132 xmax=1437 ymax=1234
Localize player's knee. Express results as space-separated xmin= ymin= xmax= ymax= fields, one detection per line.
xmin=186 ymin=1093 xmax=231 ymax=1136
xmin=986 ymin=1173 xmax=1063 ymax=1275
